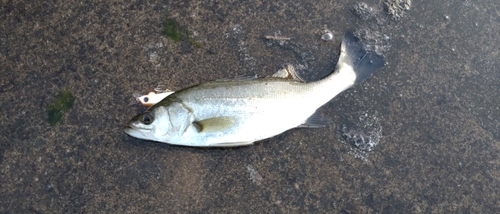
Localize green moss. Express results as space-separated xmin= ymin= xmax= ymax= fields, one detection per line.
xmin=162 ymin=18 xmax=203 ymax=48
xmin=187 ymin=36 xmax=204 ymax=48
xmin=162 ymin=18 xmax=183 ymax=42
xmin=47 ymin=88 xmax=75 ymax=126
xmin=185 ymin=30 xmax=204 ymax=48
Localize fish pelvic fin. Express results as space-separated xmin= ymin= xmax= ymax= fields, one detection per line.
xmin=209 ymin=141 xmax=255 ymax=147
xmin=336 ymin=32 xmax=385 ymax=85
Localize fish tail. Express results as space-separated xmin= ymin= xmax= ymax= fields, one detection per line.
xmin=335 ymin=32 xmax=385 ymax=85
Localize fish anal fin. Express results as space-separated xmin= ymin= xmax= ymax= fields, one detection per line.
xmin=297 ymin=110 xmax=330 ymax=128
xmin=194 ymin=116 xmax=235 ymax=133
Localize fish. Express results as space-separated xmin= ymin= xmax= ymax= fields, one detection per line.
xmin=124 ymin=32 xmax=385 ymax=147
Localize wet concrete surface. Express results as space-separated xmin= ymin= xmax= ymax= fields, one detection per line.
xmin=1 ymin=0 xmax=499 ymax=213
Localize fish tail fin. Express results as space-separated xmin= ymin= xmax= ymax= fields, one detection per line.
xmin=335 ymin=32 xmax=385 ymax=85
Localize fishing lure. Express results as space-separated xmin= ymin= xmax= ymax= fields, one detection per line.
xmin=133 ymin=85 xmax=175 ymax=107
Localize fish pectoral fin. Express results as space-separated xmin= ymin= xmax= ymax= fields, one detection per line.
xmin=271 ymin=64 xmax=305 ymax=82
xmin=297 ymin=110 xmax=330 ymax=128
xmin=210 ymin=141 xmax=255 ymax=147
xmin=193 ymin=116 xmax=235 ymax=133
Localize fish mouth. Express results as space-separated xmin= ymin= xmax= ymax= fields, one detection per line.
xmin=124 ymin=124 xmax=135 ymax=131
xmin=124 ymin=125 xmax=152 ymax=139
xmin=124 ymin=126 xmax=134 ymax=135
xmin=124 ymin=126 xmax=143 ymax=138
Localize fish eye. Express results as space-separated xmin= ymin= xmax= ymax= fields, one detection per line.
xmin=140 ymin=112 xmax=154 ymax=125
xmin=143 ymin=97 xmax=149 ymax=103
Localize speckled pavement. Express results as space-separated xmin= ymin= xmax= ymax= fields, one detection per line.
xmin=1 ymin=0 xmax=499 ymax=213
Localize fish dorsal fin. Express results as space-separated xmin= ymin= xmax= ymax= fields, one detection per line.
xmin=193 ymin=116 xmax=235 ymax=133
xmin=270 ymin=64 xmax=305 ymax=82
xmin=216 ymin=74 xmax=259 ymax=81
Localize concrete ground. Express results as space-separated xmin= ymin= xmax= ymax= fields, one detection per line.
xmin=1 ymin=0 xmax=499 ymax=213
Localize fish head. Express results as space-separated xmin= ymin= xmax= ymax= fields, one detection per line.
xmin=124 ymin=101 xmax=194 ymax=144
xmin=124 ymin=109 xmax=164 ymax=142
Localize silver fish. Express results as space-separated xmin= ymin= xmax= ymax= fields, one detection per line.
xmin=125 ymin=32 xmax=385 ymax=147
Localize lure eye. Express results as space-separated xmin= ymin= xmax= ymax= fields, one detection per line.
xmin=140 ymin=112 xmax=154 ymax=125
xmin=143 ymin=97 xmax=149 ymax=103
